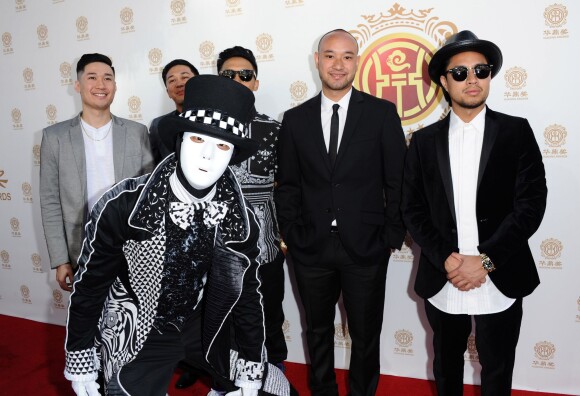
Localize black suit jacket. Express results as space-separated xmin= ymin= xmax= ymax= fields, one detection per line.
xmin=275 ymin=88 xmax=407 ymax=265
xmin=149 ymin=110 xmax=177 ymax=164
xmin=402 ymin=107 xmax=547 ymax=299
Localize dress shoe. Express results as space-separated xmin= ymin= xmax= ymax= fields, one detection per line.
xmin=175 ymin=371 xmax=198 ymax=389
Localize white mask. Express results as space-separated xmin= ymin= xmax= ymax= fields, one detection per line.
xmin=179 ymin=132 xmax=234 ymax=190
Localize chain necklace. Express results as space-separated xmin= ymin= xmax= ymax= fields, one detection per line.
xmin=81 ymin=118 xmax=112 ymax=142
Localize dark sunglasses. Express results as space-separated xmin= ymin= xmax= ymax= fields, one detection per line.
xmin=445 ymin=64 xmax=493 ymax=82
xmin=219 ymin=69 xmax=255 ymax=82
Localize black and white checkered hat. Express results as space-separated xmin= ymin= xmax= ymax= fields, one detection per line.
xmin=159 ymin=75 xmax=259 ymax=164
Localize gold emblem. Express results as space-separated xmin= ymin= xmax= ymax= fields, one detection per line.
xmin=255 ymin=33 xmax=273 ymax=53
xmin=33 ymin=145 xmax=41 ymax=161
xmin=351 ymin=4 xmax=456 ymax=127
xmin=120 ymin=7 xmax=133 ymax=25
xmin=16 ymin=0 xmax=25 ymax=5
xmin=171 ymin=0 xmax=186 ymax=16
xmin=31 ymin=253 xmax=42 ymax=269
xmin=282 ymin=319 xmax=290 ymax=334
xmin=23 ymin=68 xmax=33 ymax=84
xmin=466 ymin=334 xmax=477 ymax=355
xmin=60 ymin=62 xmax=71 ymax=79
xmin=2 ymin=32 xmax=12 ymax=47
xmin=53 ymin=289 xmax=63 ymax=303
xmin=534 ymin=341 xmax=556 ymax=360
xmin=11 ymin=108 xmax=22 ymax=123
xmin=22 ymin=182 xmax=32 ymax=197
xmin=394 ymin=329 xmax=413 ymax=347
xmin=0 ymin=170 xmax=6 ymax=188
xmin=148 ymin=48 xmax=162 ymax=66
xmin=544 ymin=4 xmax=568 ymax=28
xmin=334 ymin=322 xmax=350 ymax=341
xmin=128 ymin=96 xmax=141 ymax=113
xmin=227 ymin=0 xmax=240 ymax=6
xmin=20 ymin=285 xmax=30 ymax=299
xmin=504 ymin=66 xmax=527 ymax=90
xmin=10 ymin=217 xmax=20 ymax=232
xmin=199 ymin=41 xmax=215 ymax=60
xmin=544 ymin=124 xmax=567 ymax=147
xmin=46 ymin=104 xmax=57 ymax=121
xmin=290 ymin=81 xmax=308 ymax=102
xmin=37 ymin=24 xmax=48 ymax=40
xmin=0 ymin=250 xmax=9 ymax=264
xmin=540 ymin=238 xmax=563 ymax=260
xmin=76 ymin=16 xmax=88 ymax=33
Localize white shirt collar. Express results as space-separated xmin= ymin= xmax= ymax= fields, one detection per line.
xmin=321 ymin=88 xmax=352 ymax=112
xmin=449 ymin=106 xmax=486 ymax=133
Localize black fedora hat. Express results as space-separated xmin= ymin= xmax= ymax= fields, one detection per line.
xmin=159 ymin=75 xmax=259 ymax=164
xmin=428 ymin=30 xmax=503 ymax=86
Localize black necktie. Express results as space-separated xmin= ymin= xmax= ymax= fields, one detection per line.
xmin=329 ymin=104 xmax=339 ymax=166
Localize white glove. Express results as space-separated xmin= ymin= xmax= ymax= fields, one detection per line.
xmin=226 ymin=388 xmax=259 ymax=396
xmin=71 ymin=380 xmax=101 ymax=396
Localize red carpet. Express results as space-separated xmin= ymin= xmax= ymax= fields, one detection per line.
xmin=0 ymin=314 xmax=570 ymax=396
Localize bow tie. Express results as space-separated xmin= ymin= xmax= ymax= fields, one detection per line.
xmin=169 ymin=201 xmax=229 ymax=230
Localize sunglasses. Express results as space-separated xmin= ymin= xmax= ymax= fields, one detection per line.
xmin=445 ymin=64 xmax=493 ymax=82
xmin=219 ymin=69 xmax=255 ymax=82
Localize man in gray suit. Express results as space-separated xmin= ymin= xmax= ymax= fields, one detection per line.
xmin=40 ymin=53 xmax=154 ymax=291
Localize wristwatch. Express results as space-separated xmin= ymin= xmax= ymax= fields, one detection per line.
xmin=480 ymin=253 xmax=496 ymax=272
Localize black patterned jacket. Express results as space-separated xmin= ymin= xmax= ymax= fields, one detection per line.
xmin=64 ymin=156 xmax=267 ymax=389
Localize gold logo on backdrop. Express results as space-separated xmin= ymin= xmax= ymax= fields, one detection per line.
xmin=394 ymin=329 xmax=414 ymax=355
xmin=23 ymin=67 xmax=35 ymax=90
xmin=392 ymin=233 xmax=414 ymax=262
xmin=21 ymin=285 xmax=32 ymax=304
xmin=33 ymin=144 xmax=41 ymax=166
xmin=290 ymin=81 xmax=308 ymax=106
xmin=503 ymin=66 xmax=528 ymax=100
xmin=334 ymin=322 xmax=351 ymax=348
xmin=351 ymin=3 xmax=456 ymax=128
xmin=37 ymin=24 xmax=48 ymax=40
xmin=120 ymin=7 xmax=135 ymax=33
xmin=76 ymin=16 xmax=89 ymax=41
xmin=10 ymin=218 xmax=21 ymax=233
xmin=0 ymin=250 xmax=10 ymax=269
xmin=148 ymin=48 xmax=163 ymax=74
xmin=12 ymin=108 xmax=23 ymax=129
xmin=284 ymin=0 xmax=304 ymax=8
xmin=60 ymin=62 xmax=73 ymax=85
xmin=226 ymin=0 xmax=242 ymax=16
xmin=199 ymin=41 xmax=216 ymax=69
xmin=255 ymin=33 xmax=274 ymax=62
xmin=2 ymin=32 xmax=13 ymax=53
xmin=128 ymin=96 xmax=142 ymax=120
xmin=22 ymin=182 xmax=32 ymax=203
xmin=465 ymin=334 xmax=479 ymax=362
xmin=542 ymin=124 xmax=567 ymax=158
xmin=53 ymin=289 xmax=66 ymax=309
xmin=533 ymin=341 xmax=556 ymax=370
xmin=171 ymin=0 xmax=187 ymax=24
xmin=282 ymin=319 xmax=291 ymax=341
xmin=15 ymin=0 xmax=26 ymax=12
xmin=539 ymin=238 xmax=563 ymax=270
xmin=543 ymin=4 xmax=568 ymax=39
xmin=31 ymin=253 xmax=42 ymax=272
xmin=0 ymin=170 xmax=7 ymax=188
xmin=46 ymin=104 xmax=57 ymax=124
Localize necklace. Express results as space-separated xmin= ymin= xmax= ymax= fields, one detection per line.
xmin=81 ymin=118 xmax=112 ymax=142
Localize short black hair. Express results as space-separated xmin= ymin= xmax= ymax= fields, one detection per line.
xmin=76 ymin=53 xmax=114 ymax=76
xmin=217 ymin=46 xmax=258 ymax=77
xmin=161 ymin=59 xmax=199 ymax=86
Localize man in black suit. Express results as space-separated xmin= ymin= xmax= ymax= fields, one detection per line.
xmin=149 ymin=59 xmax=199 ymax=164
xmin=275 ymin=29 xmax=407 ymax=396
xmin=402 ymin=31 xmax=547 ymax=396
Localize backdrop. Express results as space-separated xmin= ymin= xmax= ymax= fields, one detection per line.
xmin=0 ymin=0 xmax=578 ymax=394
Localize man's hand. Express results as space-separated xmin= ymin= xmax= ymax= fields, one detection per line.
xmin=71 ymin=380 xmax=100 ymax=396
xmin=446 ymin=254 xmax=487 ymax=291
xmin=444 ymin=252 xmax=463 ymax=273
xmin=56 ymin=263 xmax=74 ymax=292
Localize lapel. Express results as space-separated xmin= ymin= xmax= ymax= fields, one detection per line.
xmin=477 ymin=107 xmax=498 ymax=191
xmin=112 ymin=115 xmax=126 ymax=182
xmin=69 ymin=115 xmax=87 ymax=202
xmin=334 ymin=88 xmax=363 ymax=170
xmin=305 ymin=94 xmax=331 ymax=172
xmin=434 ymin=114 xmax=457 ymax=225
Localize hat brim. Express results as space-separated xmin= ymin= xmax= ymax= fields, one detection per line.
xmin=158 ymin=114 xmax=259 ymax=165
xmin=428 ymin=39 xmax=503 ymax=86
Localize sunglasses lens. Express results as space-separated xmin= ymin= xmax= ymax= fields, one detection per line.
xmin=239 ymin=70 xmax=254 ymax=82
xmin=220 ymin=70 xmax=235 ymax=79
xmin=451 ymin=68 xmax=468 ymax=82
xmin=474 ymin=65 xmax=491 ymax=79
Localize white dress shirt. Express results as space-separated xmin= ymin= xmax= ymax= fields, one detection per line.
xmin=321 ymin=89 xmax=352 ymax=153
xmin=82 ymin=118 xmax=115 ymax=211
xmin=428 ymin=108 xmax=515 ymax=315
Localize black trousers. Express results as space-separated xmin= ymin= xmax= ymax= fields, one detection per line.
xmin=259 ymin=250 xmax=289 ymax=364
xmin=292 ymin=233 xmax=388 ymax=396
xmin=106 ymin=307 xmax=235 ymax=396
xmin=425 ymin=298 xmax=523 ymax=396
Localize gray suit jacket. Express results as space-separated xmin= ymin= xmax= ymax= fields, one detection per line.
xmin=40 ymin=113 xmax=154 ymax=269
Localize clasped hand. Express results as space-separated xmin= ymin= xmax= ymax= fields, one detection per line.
xmin=445 ymin=252 xmax=487 ymax=291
